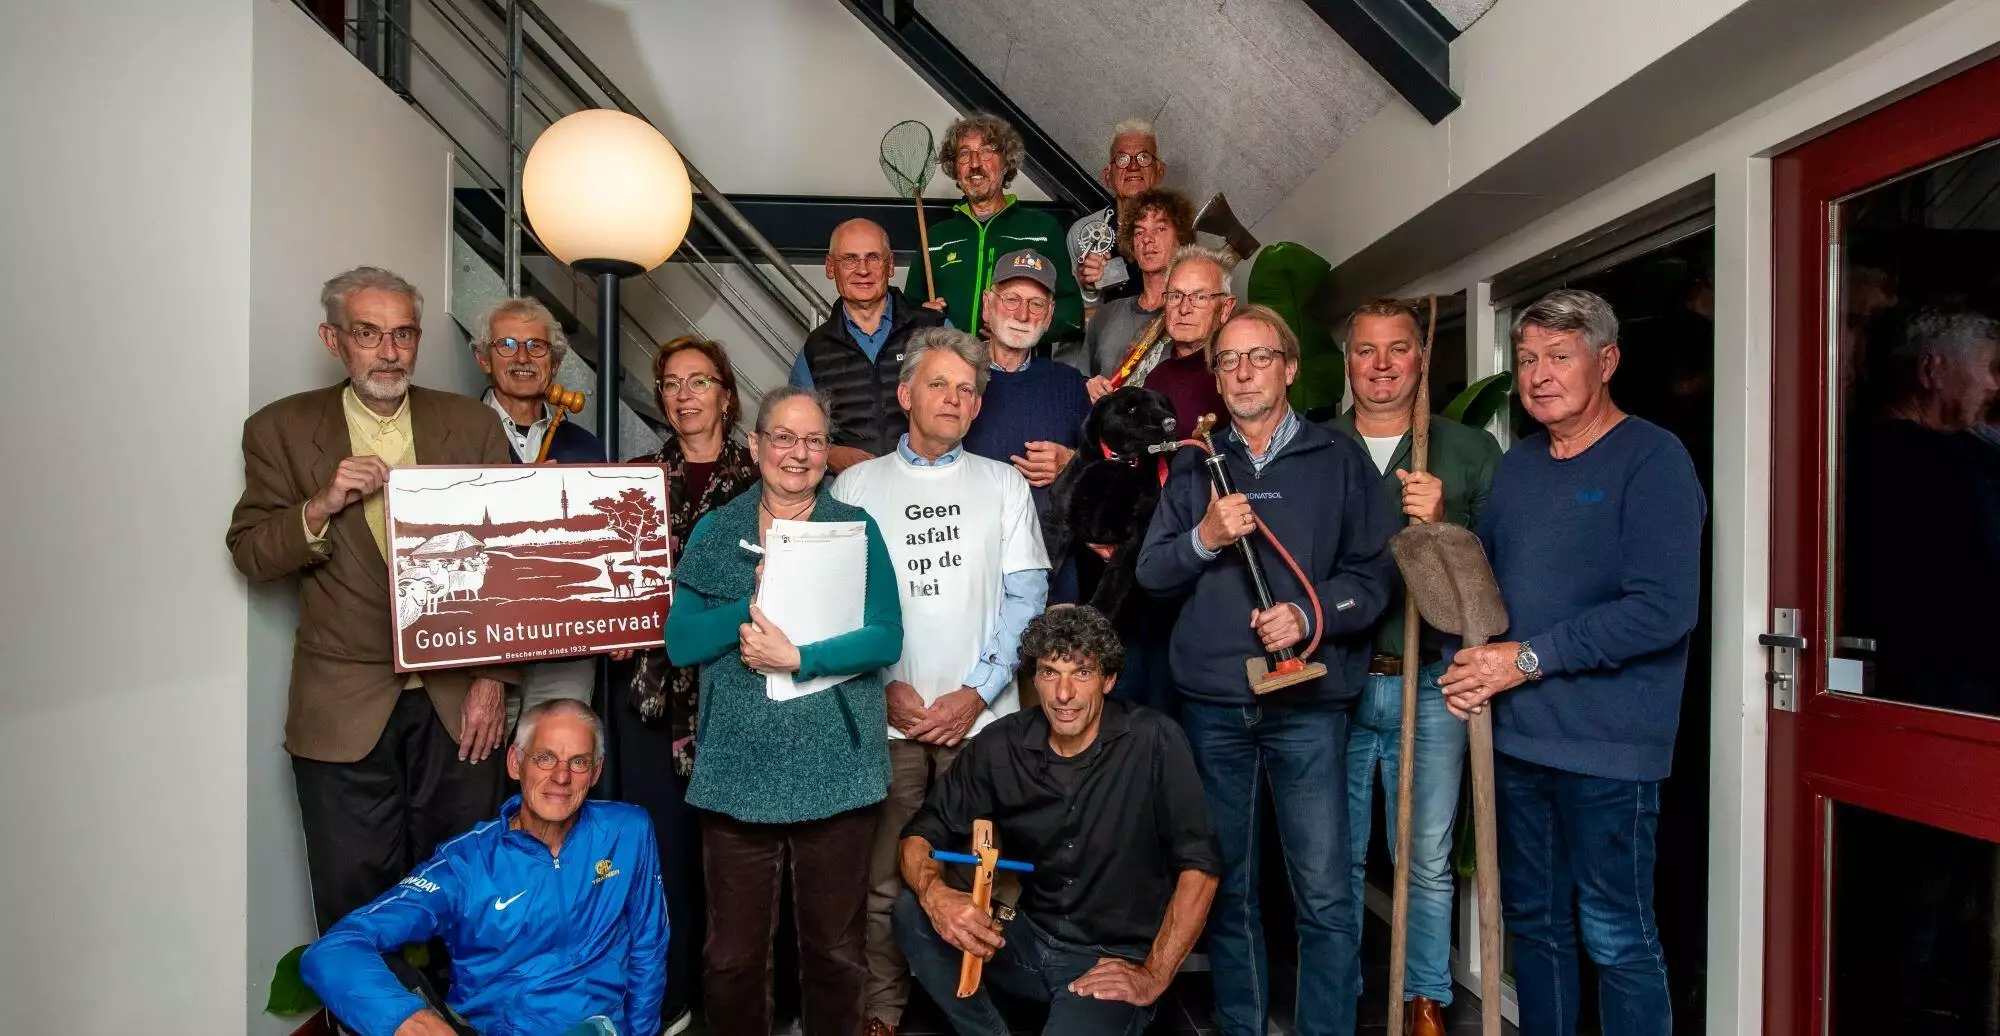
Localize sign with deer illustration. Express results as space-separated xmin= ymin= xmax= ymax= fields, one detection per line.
xmin=384 ymin=464 xmax=672 ymax=671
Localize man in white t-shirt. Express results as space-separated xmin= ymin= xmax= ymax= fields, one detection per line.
xmin=832 ymin=325 xmax=1051 ymax=1036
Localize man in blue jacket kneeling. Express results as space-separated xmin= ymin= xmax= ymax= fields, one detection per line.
xmin=303 ymin=700 xmax=668 ymax=1036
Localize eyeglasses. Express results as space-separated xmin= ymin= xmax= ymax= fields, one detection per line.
xmin=954 ymin=144 xmax=1002 ymax=163
xmin=660 ymin=374 xmax=718 ymax=395
xmin=490 ymin=336 xmax=552 ymax=358
xmin=763 ymin=430 xmax=830 ymax=453
xmin=345 ymin=323 xmax=421 ymax=347
xmin=833 ymin=253 xmax=888 ymax=271
xmin=1215 ymin=347 xmax=1286 ymax=372
xmin=1111 ymin=151 xmax=1157 ymax=169
xmin=526 ymin=749 xmax=598 ymax=774
xmin=994 ymin=292 xmax=1050 ymax=315
xmin=1165 ymin=290 xmax=1229 ymax=309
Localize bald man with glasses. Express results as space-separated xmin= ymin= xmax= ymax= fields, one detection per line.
xmin=795 ymin=218 xmax=948 ymax=473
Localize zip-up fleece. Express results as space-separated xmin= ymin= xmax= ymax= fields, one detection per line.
xmin=904 ymin=194 xmax=1082 ymax=340
xmin=1136 ymin=419 xmax=1399 ymax=707
xmin=301 ymin=798 xmax=667 ymax=1036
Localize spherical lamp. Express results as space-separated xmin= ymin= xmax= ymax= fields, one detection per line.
xmin=523 ymin=109 xmax=694 ymax=453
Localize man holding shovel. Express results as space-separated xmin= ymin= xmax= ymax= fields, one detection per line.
xmin=1438 ymin=289 xmax=1704 ymax=1036
xmin=1329 ymin=298 xmax=1500 ymax=1036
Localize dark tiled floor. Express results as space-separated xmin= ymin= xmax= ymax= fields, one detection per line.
xmin=893 ymin=910 xmax=1513 ymax=1035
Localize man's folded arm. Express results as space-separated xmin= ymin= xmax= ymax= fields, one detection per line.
xmin=299 ymin=866 xmax=456 ymax=1036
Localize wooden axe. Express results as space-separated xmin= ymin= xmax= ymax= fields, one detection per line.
xmin=1389 ymin=522 xmax=1509 ymax=1036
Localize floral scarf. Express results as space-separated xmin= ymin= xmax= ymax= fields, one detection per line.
xmin=624 ymin=434 xmax=756 ymax=773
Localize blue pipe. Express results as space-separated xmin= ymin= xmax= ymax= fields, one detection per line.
xmin=931 ymin=850 xmax=1035 ymax=873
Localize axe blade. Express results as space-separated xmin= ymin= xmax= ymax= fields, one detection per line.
xmin=1388 ymin=523 xmax=1509 ymax=643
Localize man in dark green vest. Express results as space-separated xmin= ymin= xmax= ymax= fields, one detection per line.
xmin=904 ymin=114 xmax=1082 ymax=345
xmin=1325 ymin=298 xmax=1501 ymax=1036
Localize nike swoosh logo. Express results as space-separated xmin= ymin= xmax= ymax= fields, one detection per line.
xmin=493 ymin=891 xmax=525 ymax=911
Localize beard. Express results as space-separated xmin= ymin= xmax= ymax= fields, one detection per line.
xmin=1227 ymin=394 xmax=1276 ymax=421
xmin=990 ymin=320 xmax=1043 ymax=352
xmin=352 ymin=363 xmax=411 ymax=405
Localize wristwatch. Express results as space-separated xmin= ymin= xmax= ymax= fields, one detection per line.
xmin=1515 ymin=641 xmax=1543 ymax=681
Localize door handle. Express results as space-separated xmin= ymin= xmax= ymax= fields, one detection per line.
xmin=1764 ymin=609 xmax=1804 ymax=712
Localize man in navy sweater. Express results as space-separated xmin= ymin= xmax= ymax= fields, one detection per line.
xmin=1439 ymin=289 xmax=1704 ymax=1036
xmin=1137 ymin=306 xmax=1397 ymax=1036
xmin=963 ymin=249 xmax=1092 ymax=603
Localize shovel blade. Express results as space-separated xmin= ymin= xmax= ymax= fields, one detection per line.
xmin=1389 ymin=523 xmax=1509 ymax=642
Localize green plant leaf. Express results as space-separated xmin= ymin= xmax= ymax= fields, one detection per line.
xmin=265 ymin=944 xmax=323 ymax=1017
xmin=1443 ymin=371 xmax=1513 ymax=428
xmin=1241 ymin=242 xmax=1339 ymax=414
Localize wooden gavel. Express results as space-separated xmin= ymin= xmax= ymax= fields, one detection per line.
xmin=534 ymin=383 xmax=587 ymax=463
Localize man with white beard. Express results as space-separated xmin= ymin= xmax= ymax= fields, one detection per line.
xmin=961 ymin=249 xmax=1092 ymax=519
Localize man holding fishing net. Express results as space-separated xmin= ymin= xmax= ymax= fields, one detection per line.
xmin=884 ymin=115 xmax=1082 ymax=347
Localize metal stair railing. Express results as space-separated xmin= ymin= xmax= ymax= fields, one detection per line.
xmin=301 ymin=0 xmax=824 ymax=426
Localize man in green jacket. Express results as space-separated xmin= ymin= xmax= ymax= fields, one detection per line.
xmin=905 ymin=114 xmax=1082 ymax=345
xmin=1325 ymin=298 xmax=1502 ymax=1036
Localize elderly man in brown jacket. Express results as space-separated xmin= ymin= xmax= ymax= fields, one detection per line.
xmin=229 ymin=266 xmax=518 ymax=932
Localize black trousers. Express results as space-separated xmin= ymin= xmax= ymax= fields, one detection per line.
xmin=610 ymin=681 xmax=705 ymax=1017
xmin=292 ymin=689 xmax=505 ymax=932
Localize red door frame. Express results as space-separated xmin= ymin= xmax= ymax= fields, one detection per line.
xmin=1767 ymin=55 xmax=2000 ymax=1036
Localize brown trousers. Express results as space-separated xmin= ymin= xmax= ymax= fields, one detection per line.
xmin=702 ymin=806 xmax=877 ymax=1036
xmin=864 ymin=739 xmax=964 ymax=1025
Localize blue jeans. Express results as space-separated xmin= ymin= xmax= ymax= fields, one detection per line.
xmin=1181 ymin=701 xmax=1358 ymax=1036
xmin=1496 ymin=753 xmax=1671 ymax=1036
xmin=891 ymin=889 xmax=1154 ymax=1036
xmin=1345 ymin=663 xmax=1464 ymax=1005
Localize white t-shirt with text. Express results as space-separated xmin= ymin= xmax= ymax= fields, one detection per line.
xmin=831 ymin=450 xmax=1049 ymax=740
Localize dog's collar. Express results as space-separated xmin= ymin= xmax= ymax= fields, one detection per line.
xmin=1100 ymin=441 xmax=1171 ymax=488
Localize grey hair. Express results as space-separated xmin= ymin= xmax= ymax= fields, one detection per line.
xmin=476 ymin=297 xmax=569 ymax=365
xmin=1111 ymin=117 xmax=1156 ymax=142
xmin=1871 ymin=304 xmax=2000 ymax=394
xmin=754 ymin=384 xmax=832 ymax=434
xmin=320 ymin=266 xmax=423 ymax=326
xmin=899 ymin=326 xmax=990 ymax=395
xmin=1164 ymin=243 xmax=1239 ymax=287
xmin=512 ymin=698 xmax=605 ymax=761
xmin=936 ymin=114 xmax=1026 ymax=187
xmin=1511 ymin=288 xmax=1620 ymax=352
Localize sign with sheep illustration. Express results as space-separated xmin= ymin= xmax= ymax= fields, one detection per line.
xmin=385 ymin=464 xmax=672 ymax=671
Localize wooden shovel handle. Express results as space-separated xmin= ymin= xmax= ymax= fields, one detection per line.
xmin=1468 ymin=685 xmax=1504 ymax=1036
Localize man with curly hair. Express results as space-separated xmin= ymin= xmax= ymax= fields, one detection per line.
xmin=1067 ymin=186 xmax=1196 ymax=382
xmin=904 ymin=114 xmax=1082 ymax=346
xmin=893 ymin=605 xmax=1220 ymax=1034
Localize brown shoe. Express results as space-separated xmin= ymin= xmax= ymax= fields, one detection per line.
xmin=865 ymin=1020 xmax=897 ymax=1036
xmin=1408 ymin=996 xmax=1445 ymax=1036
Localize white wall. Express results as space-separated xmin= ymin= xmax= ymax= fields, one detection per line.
xmin=246 ymin=2 xmax=472 ymax=1031
xmin=1257 ymin=0 xmax=1758 ymax=265
xmin=0 ymin=1 xmax=254 ymax=1032
xmin=1357 ymin=3 xmax=2000 ymax=1032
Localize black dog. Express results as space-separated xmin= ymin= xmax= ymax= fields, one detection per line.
xmin=1043 ymin=387 xmax=1183 ymax=625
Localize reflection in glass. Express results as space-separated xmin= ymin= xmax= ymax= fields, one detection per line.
xmin=1831 ymin=802 xmax=1999 ymax=1034
xmin=1835 ymin=142 xmax=2000 ymax=717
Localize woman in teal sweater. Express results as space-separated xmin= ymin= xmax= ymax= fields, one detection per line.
xmin=665 ymin=385 xmax=902 ymax=1036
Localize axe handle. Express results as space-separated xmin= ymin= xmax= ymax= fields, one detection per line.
xmin=1466 ymin=640 xmax=1503 ymax=1036
xmin=1387 ymin=294 xmax=1440 ymax=1031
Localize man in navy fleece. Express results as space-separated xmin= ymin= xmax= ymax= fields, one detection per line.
xmin=1137 ymin=305 xmax=1397 ymax=1036
xmin=1439 ymin=288 xmax=1704 ymax=1036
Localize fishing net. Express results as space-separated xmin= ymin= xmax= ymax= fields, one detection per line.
xmin=879 ymin=119 xmax=936 ymax=199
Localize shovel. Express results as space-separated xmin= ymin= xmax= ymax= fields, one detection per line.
xmin=1389 ymin=521 xmax=1509 ymax=1036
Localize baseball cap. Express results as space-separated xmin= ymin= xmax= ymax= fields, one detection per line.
xmin=990 ymin=248 xmax=1057 ymax=294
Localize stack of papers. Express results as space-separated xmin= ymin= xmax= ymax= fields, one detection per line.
xmin=753 ymin=520 xmax=868 ymax=701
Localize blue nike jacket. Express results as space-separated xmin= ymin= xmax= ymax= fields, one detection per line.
xmin=300 ymin=798 xmax=668 ymax=1036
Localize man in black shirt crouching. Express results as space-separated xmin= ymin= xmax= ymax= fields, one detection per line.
xmin=893 ymin=605 xmax=1221 ymax=1034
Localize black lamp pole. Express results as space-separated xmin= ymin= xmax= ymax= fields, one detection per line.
xmin=576 ymin=259 xmax=641 ymax=455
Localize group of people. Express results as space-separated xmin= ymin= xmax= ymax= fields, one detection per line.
xmin=233 ymin=110 xmax=1709 ymax=1036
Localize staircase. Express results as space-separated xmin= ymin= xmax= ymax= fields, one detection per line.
xmin=297 ymin=0 xmax=834 ymax=458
